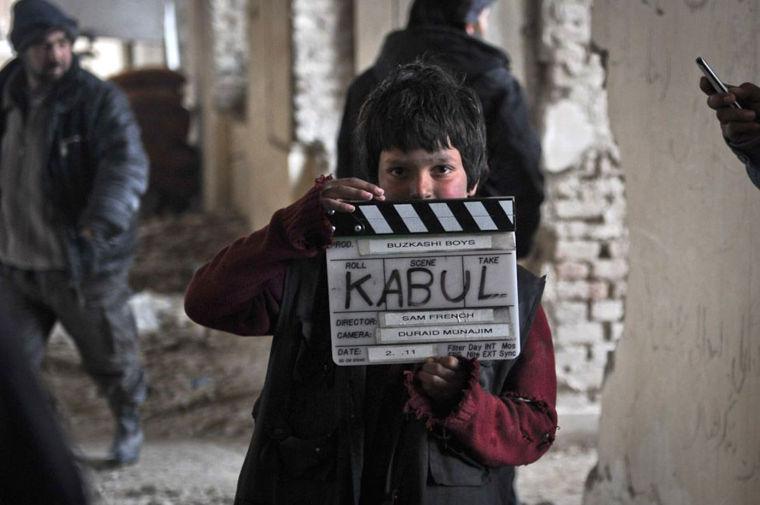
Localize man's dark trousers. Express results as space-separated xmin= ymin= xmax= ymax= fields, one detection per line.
xmin=0 ymin=264 xmax=146 ymax=412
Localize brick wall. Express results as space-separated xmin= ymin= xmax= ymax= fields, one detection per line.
xmin=292 ymin=0 xmax=354 ymax=174
xmin=539 ymin=0 xmax=628 ymax=418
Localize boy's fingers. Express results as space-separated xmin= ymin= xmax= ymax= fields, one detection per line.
xmin=438 ymin=355 xmax=461 ymax=370
xmin=322 ymin=181 xmax=373 ymax=200
xmin=322 ymin=198 xmax=356 ymax=214
xmin=420 ymin=361 xmax=457 ymax=381
xmin=341 ymin=177 xmax=385 ymax=198
xmin=417 ymin=371 xmax=455 ymax=400
xmin=320 ymin=178 xmax=386 ymax=214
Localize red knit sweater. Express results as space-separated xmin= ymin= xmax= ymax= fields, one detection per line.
xmin=185 ymin=182 xmax=558 ymax=467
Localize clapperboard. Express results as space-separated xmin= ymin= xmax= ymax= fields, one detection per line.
xmin=326 ymin=197 xmax=520 ymax=366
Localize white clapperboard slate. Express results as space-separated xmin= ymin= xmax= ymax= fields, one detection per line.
xmin=325 ymin=197 xmax=520 ymax=366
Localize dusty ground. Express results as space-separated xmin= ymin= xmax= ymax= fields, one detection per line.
xmin=79 ymin=439 xmax=596 ymax=505
xmin=42 ymin=212 xmax=597 ymax=505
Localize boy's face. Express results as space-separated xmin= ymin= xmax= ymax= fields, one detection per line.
xmin=377 ymin=147 xmax=477 ymax=201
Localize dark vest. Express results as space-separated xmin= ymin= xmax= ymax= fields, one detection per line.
xmin=234 ymin=255 xmax=545 ymax=505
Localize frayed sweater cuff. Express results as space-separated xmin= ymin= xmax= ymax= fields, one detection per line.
xmin=276 ymin=175 xmax=334 ymax=251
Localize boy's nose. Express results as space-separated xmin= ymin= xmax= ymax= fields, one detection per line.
xmin=410 ymin=173 xmax=434 ymax=200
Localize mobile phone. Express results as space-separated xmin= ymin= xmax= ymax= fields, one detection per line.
xmin=696 ymin=56 xmax=742 ymax=109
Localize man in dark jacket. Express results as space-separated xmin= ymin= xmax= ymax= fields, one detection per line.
xmin=337 ymin=0 xmax=544 ymax=258
xmin=0 ymin=0 xmax=149 ymax=464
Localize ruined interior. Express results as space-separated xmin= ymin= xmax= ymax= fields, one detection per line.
xmin=0 ymin=0 xmax=758 ymax=504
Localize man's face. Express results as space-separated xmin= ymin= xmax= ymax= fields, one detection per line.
xmin=466 ymin=7 xmax=491 ymax=38
xmin=22 ymin=29 xmax=73 ymax=85
xmin=377 ymin=147 xmax=478 ymax=201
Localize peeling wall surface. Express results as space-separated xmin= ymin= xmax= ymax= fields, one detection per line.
xmin=292 ymin=0 xmax=354 ymax=177
xmin=586 ymin=1 xmax=760 ymax=504
xmin=538 ymin=0 xmax=627 ymax=432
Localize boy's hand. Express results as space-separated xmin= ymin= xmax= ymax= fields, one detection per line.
xmin=320 ymin=177 xmax=385 ymax=214
xmin=417 ymin=356 xmax=468 ymax=406
xmin=701 ymin=77 xmax=760 ymax=143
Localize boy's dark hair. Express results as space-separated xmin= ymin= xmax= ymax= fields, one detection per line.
xmin=356 ymin=62 xmax=487 ymax=190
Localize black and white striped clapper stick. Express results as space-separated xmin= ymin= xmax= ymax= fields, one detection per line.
xmin=328 ymin=197 xmax=515 ymax=236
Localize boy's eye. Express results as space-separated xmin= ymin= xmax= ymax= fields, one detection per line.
xmin=433 ymin=164 xmax=454 ymax=174
xmin=388 ymin=166 xmax=406 ymax=177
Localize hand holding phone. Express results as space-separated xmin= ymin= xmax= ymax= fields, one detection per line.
xmin=696 ymin=56 xmax=742 ymax=109
xmin=698 ymin=57 xmax=760 ymax=143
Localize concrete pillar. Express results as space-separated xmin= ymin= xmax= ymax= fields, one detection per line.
xmin=244 ymin=0 xmax=293 ymax=229
xmin=586 ymin=1 xmax=760 ymax=503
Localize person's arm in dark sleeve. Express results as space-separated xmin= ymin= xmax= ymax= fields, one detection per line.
xmin=728 ymin=137 xmax=760 ymax=189
xmin=473 ymin=69 xmax=544 ymax=257
xmin=336 ymin=71 xmax=377 ymax=180
xmin=79 ymin=82 xmax=149 ymax=237
xmin=185 ymin=176 xmax=384 ymax=335
xmin=405 ymin=306 xmax=557 ymax=467
xmin=336 ymin=90 xmax=356 ymax=180
xmin=184 ymin=181 xmax=334 ymax=336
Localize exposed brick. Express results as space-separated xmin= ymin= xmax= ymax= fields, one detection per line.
xmin=610 ymin=322 xmax=625 ymax=341
xmin=591 ymin=300 xmax=624 ymax=322
xmin=588 ymin=281 xmax=610 ymax=300
xmin=555 ymin=280 xmax=609 ymax=300
xmin=552 ymin=301 xmax=589 ymax=325
xmin=611 ymin=281 xmax=628 ymax=298
xmin=579 ymin=151 xmax=599 ymax=177
xmin=603 ymin=200 xmax=627 ymax=222
xmin=591 ymin=177 xmax=625 ymax=197
xmin=555 ymin=177 xmax=582 ymax=198
xmin=608 ymin=239 xmax=630 ymax=258
xmin=556 ymin=261 xmax=591 ymax=280
xmin=556 ymin=322 xmax=605 ymax=345
xmin=589 ymin=341 xmax=617 ymax=368
xmin=588 ymin=223 xmax=624 ymax=240
xmin=555 ymin=346 xmax=589 ymax=377
xmin=554 ymin=221 xmax=591 ymax=239
xmin=542 ymin=100 xmax=595 ymax=173
xmin=555 ymin=281 xmax=590 ymax=300
xmin=565 ymin=367 xmax=604 ymax=393
xmin=555 ymin=240 xmax=601 ymax=261
xmin=593 ymin=259 xmax=629 ymax=280
xmin=292 ymin=0 xmax=353 ymax=163
xmin=540 ymin=0 xmax=627 ymax=404
xmin=555 ymin=199 xmax=607 ymax=219
xmin=598 ymin=154 xmax=623 ymax=176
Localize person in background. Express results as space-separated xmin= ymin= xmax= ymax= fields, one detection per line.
xmin=700 ymin=76 xmax=760 ymax=188
xmin=0 ymin=0 xmax=149 ymax=464
xmin=337 ymin=0 xmax=544 ymax=258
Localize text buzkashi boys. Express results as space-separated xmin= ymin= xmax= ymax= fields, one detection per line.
xmin=185 ymin=63 xmax=558 ymax=505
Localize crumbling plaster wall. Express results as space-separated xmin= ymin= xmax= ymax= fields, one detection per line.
xmin=537 ymin=0 xmax=627 ymax=433
xmin=586 ymin=1 xmax=760 ymax=504
xmin=290 ymin=0 xmax=354 ymax=184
